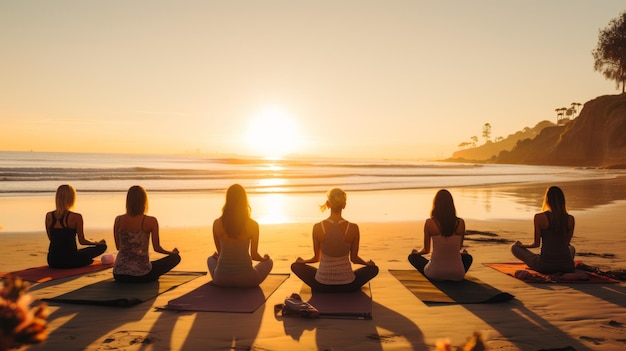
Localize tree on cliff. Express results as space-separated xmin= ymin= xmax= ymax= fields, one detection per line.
xmin=592 ymin=11 xmax=626 ymax=93
xmin=482 ymin=123 xmax=492 ymax=143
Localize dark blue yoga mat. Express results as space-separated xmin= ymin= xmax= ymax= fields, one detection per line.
xmin=43 ymin=271 xmax=206 ymax=307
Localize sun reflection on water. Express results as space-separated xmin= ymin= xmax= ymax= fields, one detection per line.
xmin=253 ymin=193 xmax=292 ymax=224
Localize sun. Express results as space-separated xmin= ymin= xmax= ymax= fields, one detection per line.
xmin=245 ymin=108 xmax=300 ymax=159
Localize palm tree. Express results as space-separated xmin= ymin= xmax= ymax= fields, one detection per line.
xmin=482 ymin=123 xmax=492 ymax=143
xmin=570 ymin=102 xmax=582 ymax=116
xmin=555 ymin=107 xmax=566 ymax=124
xmin=471 ymin=136 xmax=478 ymax=147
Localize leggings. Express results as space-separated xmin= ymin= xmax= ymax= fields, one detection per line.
xmin=48 ymin=244 xmax=108 ymax=269
xmin=113 ymin=254 xmax=181 ymax=283
xmin=290 ymin=261 xmax=379 ymax=293
xmin=407 ymin=253 xmax=473 ymax=276
xmin=207 ymin=256 xmax=274 ymax=288
xmin=510 ymin=244 xmax=576 ymax=274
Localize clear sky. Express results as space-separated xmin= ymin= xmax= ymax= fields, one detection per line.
xmin=1 ymin=1 xmax=624 ymax=160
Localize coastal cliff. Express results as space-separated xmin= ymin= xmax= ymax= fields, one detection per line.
xmin=450 ymin=94 xmax=626 ymax=168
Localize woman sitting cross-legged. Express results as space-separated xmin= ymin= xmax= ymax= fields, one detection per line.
xmin=113 ymin=185 xmax=181 ymax=283
xmin=46 ymin=184 xmax=107 ymax=269
xmin=511 ymin=186 xmax=576 ymax=274
xmin=291 ymin=188 xmax=379 ymax=293
xmin=207 ymin=184 xmax=273 ymax=288
xmin=408 ymin=189 xmax=473 ymax=281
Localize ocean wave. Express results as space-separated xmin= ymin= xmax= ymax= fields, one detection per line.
xmin=0 ymin=152 xmax=609 ymax=195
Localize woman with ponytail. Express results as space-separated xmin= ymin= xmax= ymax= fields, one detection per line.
xmin=291 ymin=188 xmax=378 ymax=293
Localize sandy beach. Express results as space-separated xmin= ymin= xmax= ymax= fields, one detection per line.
xmin=0 ymin=187 xmax=624 ymax=351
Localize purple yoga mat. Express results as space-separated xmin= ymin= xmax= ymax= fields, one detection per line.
xmin=162 ymin=273 xmax=289 ymax=313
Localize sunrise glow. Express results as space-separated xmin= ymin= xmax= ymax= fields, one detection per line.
xmin=245 ymin=108 xmax=300 ymax=159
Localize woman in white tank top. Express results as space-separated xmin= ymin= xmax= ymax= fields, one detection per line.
xmin=291 ymin=188 xmax=378 ymax=293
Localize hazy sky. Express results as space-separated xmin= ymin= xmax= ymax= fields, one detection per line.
xmin=1 ymin=1 xmax=624 ymax=160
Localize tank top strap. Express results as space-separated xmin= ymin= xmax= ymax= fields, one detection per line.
xmin=49 ymin=211 xmax=70 ymax=230
xmin=49 ymin=211 xmax=58 ymax=230
xmin=62 ymin=211 xmax=72 ymax=228
xmin=140 ymin=215 xmax=146 ymax=231
xmin=343 ymin=221 xmax=350 ymax=235
xmin=321 ymin=219 xmax=347 ymax=235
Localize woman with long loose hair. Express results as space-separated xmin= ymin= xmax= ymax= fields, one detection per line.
xmin=113 ymin=185 xmax=180 ymax=283
xmin=291 ymin=188 xmax=378 ymax=293
xmin=208 ymin=184 xmax=273 ymax=287
xmin=408 ymin=189 xmax=472 ymax=281
xmin=46 ymin=184 xmax=107 ymax=268
xmin=511 ymin=186 xmax=576 ymax=273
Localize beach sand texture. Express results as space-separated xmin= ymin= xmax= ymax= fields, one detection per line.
xmin=2 ymin=191 xmax=626 ymax=350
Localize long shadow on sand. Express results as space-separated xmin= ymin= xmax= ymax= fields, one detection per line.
xmin=169 ymin=307 xmax=265 ymax=350
xmin=464 ymin=297 xmax=598 ymax=351
xmin=30 ymin=290 xmax=156 ymax=350
xmin=277 ymin=301 xmax=427 ymax=351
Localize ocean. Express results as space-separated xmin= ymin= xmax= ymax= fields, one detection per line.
xmin=0 ymin=151 xmax=624 ymax=232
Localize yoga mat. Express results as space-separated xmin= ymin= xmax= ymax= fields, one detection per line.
xmin=297 ymin=283 xmax=373 ymax=319
xmin=0 ymin=260 xmax=113 ymax=283
xmin=483 ymin=262 xmax=620 ymax=284
xmin=161 ymin=273 xmax=290 ymax=313
xmin=43 ymin=271 xmax=206 ymax=307
xmin=389 ymin=269 xmax=514 ymax=304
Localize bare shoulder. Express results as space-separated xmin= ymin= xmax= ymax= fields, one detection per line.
xmin=145 ymin=215 xmax=158 ymax=225
xmin=534 ymin=212 xmax=549 ymax=228
xmin=68 ymin=212 xmax=83 ymax=225
xmin=345 ymin=221 xmax=360 ymax=241
xmin=424 ymin=218 xmax=437 ymax=232
xmin=247 ymin=218 xmax=259 ymax=228
xmin=311 ymin=222 xmax=324 ymax=240
xmin=457 ymin=217 xmax=466 ymax=230
xmin=213 ymin=217 xmax=222 ymax=227
xmin=568 ymin=214 xmax=575 ymax=225
xmin=347 ymin=221 xmax=359 ymax=231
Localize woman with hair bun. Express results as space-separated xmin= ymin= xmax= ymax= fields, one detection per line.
xmin=291 ymin=188 xmax=378 ymax=293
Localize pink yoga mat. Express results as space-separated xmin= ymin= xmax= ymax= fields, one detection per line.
xmin=483 ymin=262 xmax=619 ymax=284
xmin=0 ymin=260 xmax=113 ymax=283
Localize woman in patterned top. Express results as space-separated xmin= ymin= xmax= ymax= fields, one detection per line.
xmin=291 ymin=188 xmax=378 ymax=293
xmin=113 ymin=185 xmax=180 ymax=283
xmin=46 ymin=184 xmax=107 ymax=268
